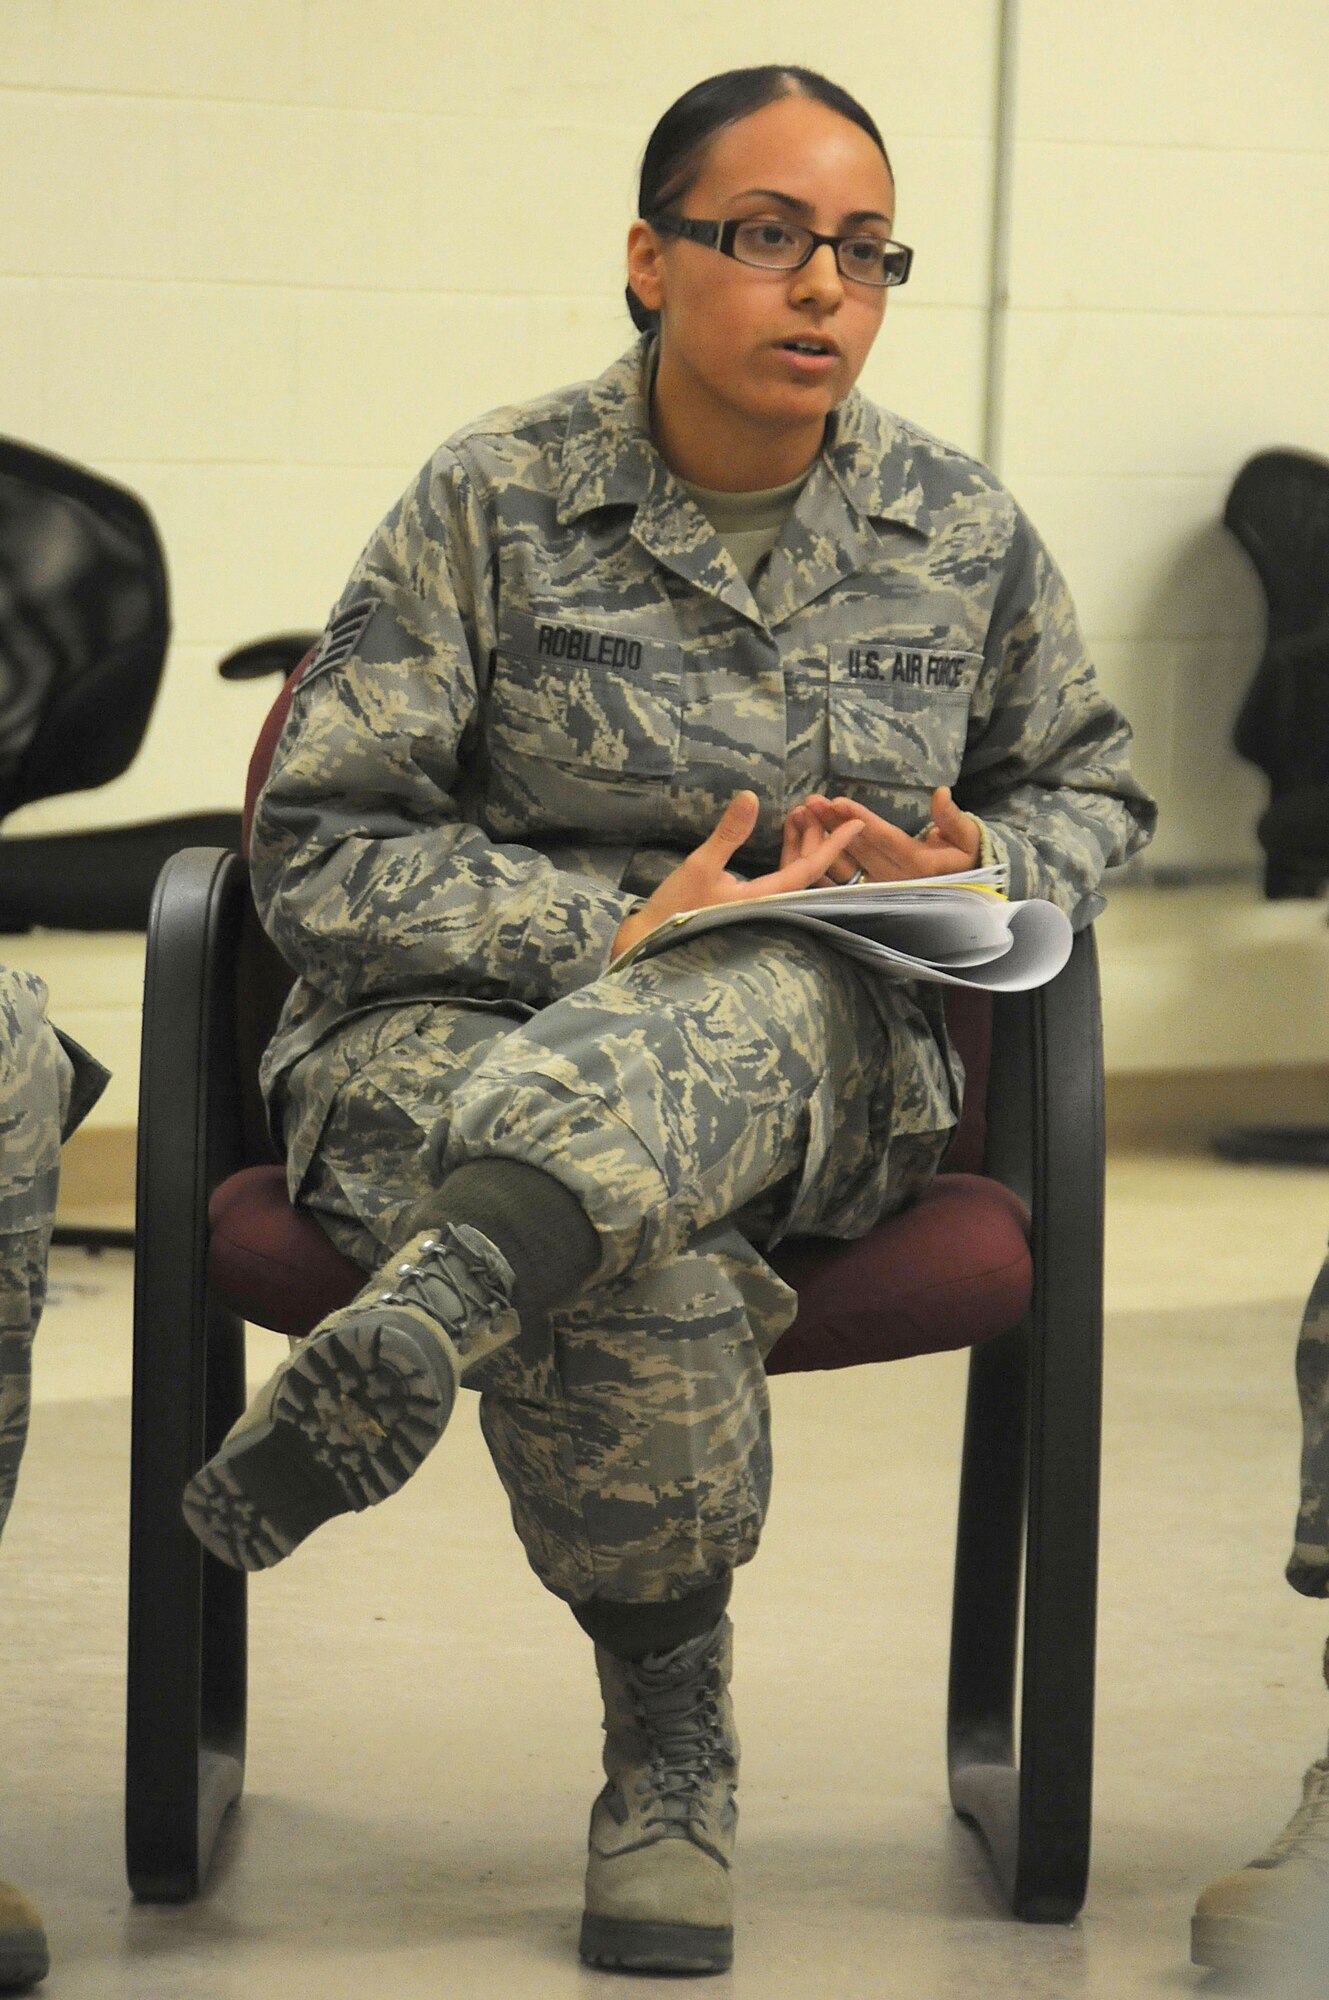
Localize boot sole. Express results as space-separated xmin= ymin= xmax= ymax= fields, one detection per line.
xmin=1191 ymin=1913 xmax=1252 ymax=1973
xmin=579 ymin=1913 xmax=733 ymax=1974
xmin=0 ymin=1928 xmax=49 ymax=1993
xmin=1191 ymin=1906 xmax=1316 ymax=1974
xmin=182 ymin=1316 xmax=454 ymax=1571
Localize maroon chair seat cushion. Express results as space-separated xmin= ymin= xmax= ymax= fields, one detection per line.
xmin=208 ymin=1163 xmax=1031 ymax=1369
xmin=764 ymin=1173 xmax=1031 ymax=1373
xmin=209 ymin=1165 xmax=363 ymax=1340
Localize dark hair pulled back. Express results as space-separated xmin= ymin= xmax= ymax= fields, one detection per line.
xmin=627 ymin=66 xmax=892 ymax=334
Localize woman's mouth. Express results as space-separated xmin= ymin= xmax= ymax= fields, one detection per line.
xmin=774 ymin=337 xmax=840 ymax=376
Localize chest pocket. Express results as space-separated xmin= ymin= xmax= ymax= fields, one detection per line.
xmin=827 ymin=639 xmax=982 ymax=791
xmin=490 ymin=612 xmax=683 ymax=781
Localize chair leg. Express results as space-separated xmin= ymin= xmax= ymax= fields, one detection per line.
xmin=1010 ymin=1276 xmax=1100 ymax=1921
xmin=947 ymin=1298 xmax=1100 ymax=1922
xmin=126 ymin=1290 xmax=247 ymax=1901
xmin=197 ymin=1294 xmax=249 ymax=1871
xmin=947 ymin=1321 xmax=1030 ymax=1898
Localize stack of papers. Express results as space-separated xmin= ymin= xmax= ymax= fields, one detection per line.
xmin=610 ymin=865 xmax=1073 ymax=993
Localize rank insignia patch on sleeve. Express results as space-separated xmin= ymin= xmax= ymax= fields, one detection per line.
xmin=304 ymin=598 xmax=377 ymax=683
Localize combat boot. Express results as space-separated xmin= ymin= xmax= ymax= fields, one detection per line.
xmin=580 ymin=1615 xmax=738 ymax=1975
xmin=0 ymin=1877 xmax=47 ymax=1992
xmin=183 ymin=1222 xmax=518 ymax=1570
xmin=1192 ymin=1753 xmax=1329 ymax=1972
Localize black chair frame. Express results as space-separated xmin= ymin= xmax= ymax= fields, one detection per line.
xmin=127 ymin=846 xmax=1103 ymax=1921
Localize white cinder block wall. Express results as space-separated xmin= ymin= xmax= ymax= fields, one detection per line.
xmin=1004 ymin=0 xmax=1329 ymax=873
xmin=0 ymin=0 xmax=1001 ymax=843
xmin=2 ymin=0 xmax=1328 ymax=1113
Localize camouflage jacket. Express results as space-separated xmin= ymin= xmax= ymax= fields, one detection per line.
xmin=253 ymin=337 xmax=1155 ymax=1116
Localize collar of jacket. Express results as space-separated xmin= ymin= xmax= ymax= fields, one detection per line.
xmin=555 ymin=339 xmax=933 ymax=629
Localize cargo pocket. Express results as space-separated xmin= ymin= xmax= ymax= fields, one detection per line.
xmin=281 ymin=999 xmax=448 ymax=1214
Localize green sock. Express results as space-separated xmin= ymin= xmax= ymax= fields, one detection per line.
xmin=411 ymin=1158 xmax=600 ymax=1320
xmin=572 ymin=1575 xmax=733 ymax=1661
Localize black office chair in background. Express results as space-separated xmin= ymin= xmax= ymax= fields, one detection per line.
xmin=1229 ymin=448 xmax=1329 ymax=901
xmin=0 ymin=434 xmax=313 ymax=934
xmin=0 ymin=434 xmax=315 ymax=1246
xmin=1217 ymin=447 xmax=1329 ymax=1166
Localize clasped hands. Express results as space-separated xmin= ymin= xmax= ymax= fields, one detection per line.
xmin=610 ymin=786 xmax=981 ymax=963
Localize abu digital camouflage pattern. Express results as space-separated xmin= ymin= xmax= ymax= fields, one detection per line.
xmin=249 ymin=335 xmax=1153 ymax=1602
xmin=251 ymin=335 xmax=1154 ymax=1106
xmin=1288 ymin=1251 xmax=1329 ymax=1596
xmin=295 ymin=927 xmax=951 ymax=1603
xmin=0 ymin=970 xmax=106 ymax=1537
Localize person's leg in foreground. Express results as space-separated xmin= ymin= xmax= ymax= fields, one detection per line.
xmin=184 ymin=928 xmax=953 ymax=1971
xmin=1193 ymin=1251 xmax=1329 ymax=1979
xmin=0 ymin=971 xmax=103 ymax=1995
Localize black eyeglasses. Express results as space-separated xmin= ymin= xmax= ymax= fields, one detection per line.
xmin=647 ymin=213 xmax=913 ymax=289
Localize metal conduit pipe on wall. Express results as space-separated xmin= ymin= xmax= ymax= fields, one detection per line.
xmin=983 ymin=0 xmax=1020 ymax=478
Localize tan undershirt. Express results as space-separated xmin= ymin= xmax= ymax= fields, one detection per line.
xmin=676 ymin=470 xmax=811 ymax=588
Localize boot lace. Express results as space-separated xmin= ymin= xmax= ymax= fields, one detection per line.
xmin=376 ymin=1223 xmax=512 ymax=1344
xmin=629 ymin=1654 xmax=728 ymax=1840
xmin=1256 ymin=1763 xmax=1329 ymax=1874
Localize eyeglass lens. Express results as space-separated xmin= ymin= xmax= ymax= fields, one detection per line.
xmin=731 ymin=220 xmax=908 ymax=286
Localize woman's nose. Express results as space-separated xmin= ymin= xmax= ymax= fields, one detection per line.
xmin=790 ymin=243 xmax=844 ymax=309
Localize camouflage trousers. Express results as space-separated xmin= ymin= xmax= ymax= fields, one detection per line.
xmin=0 ymin=971 xmax=76 ymax=1540
xmin=1288 ymin=1251 xmax=1329 ymax=1596
xmin=288 ymin=927 xmax=958 ymax=1605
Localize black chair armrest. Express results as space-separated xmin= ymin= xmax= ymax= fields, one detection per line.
xmin=134 ymin=847 xmax=251 ymax=1211
xmin=127 ymin=847 xmax=251 ymax=1899
xmin=983 ymin=923 xmax=1103 ymax=1218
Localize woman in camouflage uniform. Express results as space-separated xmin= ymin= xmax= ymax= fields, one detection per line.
xmin=185 ymin=67 xmax=1153 ymax=1973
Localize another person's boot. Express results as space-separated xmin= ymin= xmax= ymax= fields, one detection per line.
xmin=1192 ymin=1746 xmax=1329 ymax=1972
xmin=183 ymin=1222 xmax=518 ymax=1569
xmin=580 ymin=1616 xmax=738 ymax=1975
xmin=0 ymin=1878 xmax=47 ymax=1993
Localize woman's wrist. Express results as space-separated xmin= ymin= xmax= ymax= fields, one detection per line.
xmin=610 ymin=903 xmax=651 ymax=963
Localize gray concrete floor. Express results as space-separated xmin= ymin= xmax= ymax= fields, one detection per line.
xmin=4 ymin=1151 xmax=1329 ymax=1997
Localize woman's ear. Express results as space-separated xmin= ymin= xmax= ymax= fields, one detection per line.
xmin=626 ymin=219 xmax=665 ymax=316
